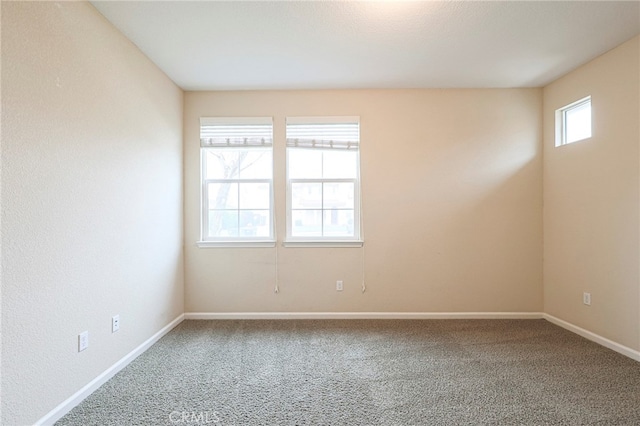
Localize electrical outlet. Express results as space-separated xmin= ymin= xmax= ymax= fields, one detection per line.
xmin=78 ymin=331 xmax=89 ymax=352
xmin=112 ymin=315 xmax=120 ymax=333
xmin=336 ymin=280 xmax=343 ymax=291
xmin=583 ymin=292 xmax=591 ymax=306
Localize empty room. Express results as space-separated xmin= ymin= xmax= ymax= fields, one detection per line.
xmin=2 ymin=1 xmax=640 ymax=425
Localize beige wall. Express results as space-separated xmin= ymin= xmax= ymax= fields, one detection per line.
xmin=185 ymin=89 xmax=543 ymax=313
xmin=4 ymin=1 xmax=635 ymax=421
xmin=543 ymin=36 xmax=640 ymax=351
xmin=1 ymin=2 xmax=184 ymax=424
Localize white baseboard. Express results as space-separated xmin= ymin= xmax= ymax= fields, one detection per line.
xmin=543 ymin=313 xmax=640 ymax=362
xmin=36 ymin=314 xmax=185 ymax=426
xmin=184 ymin=311 xmax=543 ymax=320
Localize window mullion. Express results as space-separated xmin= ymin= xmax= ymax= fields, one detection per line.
xmin=236 ymin=181 xmax=241 ymax=237
xmin=321 ymin=181 xmax=325 ymax=237
xmin=320 ymin=151 xmax=324 ymax=236
xmin=202 ymin=180 xmax=209 ymax=240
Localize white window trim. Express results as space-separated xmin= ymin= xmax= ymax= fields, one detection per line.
xmin=197 ymin=241 xmax=276 ymax=248
xmin=199 ymin=117 xmax=275 ymax=246
xmin=282 ymin=241 xmax=363 ymax=248
xmin=284 ymin=116 xmax=362 ymax=246
xmin=555 ymin=96 xmax=591 ymax=147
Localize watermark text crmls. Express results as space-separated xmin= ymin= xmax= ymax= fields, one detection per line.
xmin=169 ymin=410 xmax=221 ymax=424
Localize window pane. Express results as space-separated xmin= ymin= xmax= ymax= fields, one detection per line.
xmin=323 ymin=210 xmax=355 ymax=237
xmin=208 ymin=183 xmax=238 ymax=209
xmin=323 ymin=182 xmax=354 ymax=209
xmin=239 ymin=183 xmax=270 ymax=209
xmin=205 ymin=149 xmax=240 ymax=179
xmin=239 ymin=210 xmax=270 ymax=237
xmin=565 ymin=101 xmax=591 ymax=144
xmin=288 ymin=149 xmax=322 ymax=179
xmin=239 ymin=149 xmax=272 ymax=179
xmin=292 ymin=182 xmax=322 ymax=209
xmin=292 ymin=210 xmax=322 ymax=237
xmin=208 ymin=210 xmax=238 ymax=237
xmin=323 ymin=150 xmax=358 ymax=178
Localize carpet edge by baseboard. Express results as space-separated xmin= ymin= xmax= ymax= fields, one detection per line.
xmin=184 ymin=312 xmax=544 ymax=320
xmin=32 ymin=311 xmax=640 ymax=425
xmin=35 ymin=313 xmax=185 ymax=426
xmin=543 ymin=313 xmax=640 ymax=362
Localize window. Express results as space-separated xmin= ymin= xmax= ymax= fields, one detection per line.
xmin=285 ymin=117 xmax=361 ymax=245
xmin=556 ymin=96 xmax=591 ymax=146
xmin=199 ymin=117 xmax=274 ymax=246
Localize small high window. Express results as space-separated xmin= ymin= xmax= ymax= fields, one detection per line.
xmin=556 ymin=96 xmax=591 ymax=146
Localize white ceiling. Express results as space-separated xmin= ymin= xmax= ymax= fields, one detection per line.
xmin=91 ymin=1 xmax=640 ymax=91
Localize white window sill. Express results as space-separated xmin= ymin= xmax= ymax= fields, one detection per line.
xmin=282 ymin=240 xmax=364 ymax=248
xmin=197 ymin=241 xmax=276 ymax=248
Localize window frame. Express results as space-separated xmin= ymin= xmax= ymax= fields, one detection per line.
xmin=198 ymin=117 xmax=275 ymax=248
xmin=284 ymin=117 xmax=363 ymax=247
xmin=555 ymin=96 xmax=592 ymax=147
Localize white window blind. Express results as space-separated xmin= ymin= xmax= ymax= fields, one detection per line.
xmin=200 ymin=117 xmax=273 ymax=148
xmin=286 ymin=116 xmax=359 ymax=150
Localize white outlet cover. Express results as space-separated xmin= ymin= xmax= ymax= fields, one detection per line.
xmin=78 ymin=331 xmax=89 ymax=352
xmin=112 ymin=315 xmax=120 ymax=333
xmin=583 ymin=292 xmax=591 ymax=306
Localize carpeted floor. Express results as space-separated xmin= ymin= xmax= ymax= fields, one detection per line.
xmin=57 ymin=319 xmax=640 ymax=425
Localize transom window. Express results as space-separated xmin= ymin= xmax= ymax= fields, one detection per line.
xmin=285 ymin=117 xmax=361 ymax=243
xmin=200 ymin=117 xmax=274 ymax=245
xmin=556 ymin=96 xmax=592 ymax=146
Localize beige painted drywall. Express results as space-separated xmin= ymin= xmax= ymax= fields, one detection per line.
xmin=543 ymin=36 xmax=640 ymax=351
xmin=1 ymin=2 xmax=184 ymax=424
xmin=184 ymin=89 xmax=543 ymax=313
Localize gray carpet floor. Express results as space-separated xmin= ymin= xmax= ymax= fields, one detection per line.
xmin=57 ymin=319 xmax=640 ymax=425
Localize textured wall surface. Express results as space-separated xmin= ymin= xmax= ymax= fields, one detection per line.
xmin=184 ymin=89 xmax=543 ymax=314
xmin=543 ymin=36 xmax=640 ymax=351
xmin=1 ymin=2 xmax=184 ymax=424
